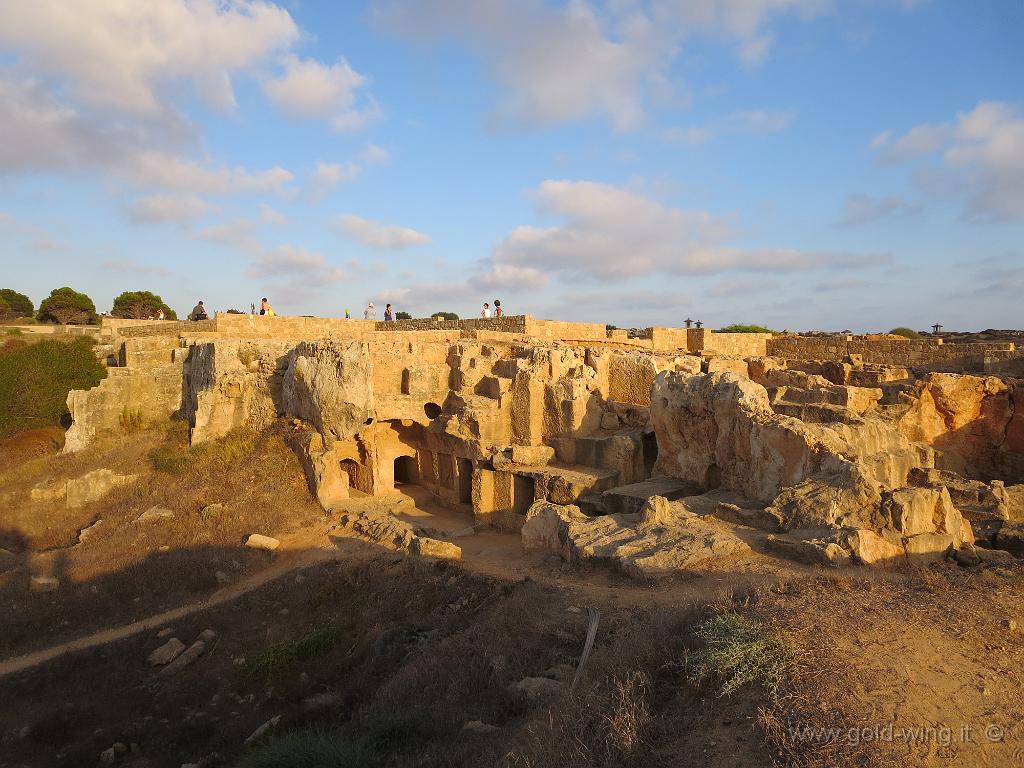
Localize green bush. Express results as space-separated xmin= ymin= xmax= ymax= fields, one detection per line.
xmin=245 ymin=624 xmax=351 ymax=683
xmin=37 ymin=287 xmax=97 ymax=325
xmin=687 ymin=613 xmax=794 ymax=700
xmin=395 ymin=311 xmax=412 ymax=320
xmin=717 ymin=324 xmax=775 ymax=334
xmin=111 ymin=290 xmax=177 ymax=320
xmin=432 ymin=311 xmax=459 ymax=321
xmin=889 ymin=327 xmax=921 ymax=339
xmin=0 ymin=337 xmax=106 ymax=437
xmin=226 ymin=308 xmax=245 ymax=314
xmin=0 ymin=289 xmax=34 ymax=318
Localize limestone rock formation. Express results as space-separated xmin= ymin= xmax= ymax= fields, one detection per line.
xmin=281 ymin=340 xmax=375 ymax=442
xmin=521 ymin=500 xmax=750 ymax=578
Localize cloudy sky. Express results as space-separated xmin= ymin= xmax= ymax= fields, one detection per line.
xmin=0 ymin=0 xmax=1021 ymax=331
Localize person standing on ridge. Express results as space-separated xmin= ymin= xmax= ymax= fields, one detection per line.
xmin=345 ymin=308 xmax=351 ymax=319
xmin=493 ymin=299 xmax=502 ymax=317
xmin=384 ymin=303 xmax=394 ymax=322
xmin=364 ymin=301 xmax=375 ymax=320
xmin=481 ymin=302 xmax=491 ymax=318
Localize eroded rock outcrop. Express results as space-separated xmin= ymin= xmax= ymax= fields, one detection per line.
xmin=521 ymin=499 xmax=750 ymax=578
xmin=282 ymin=340 xmax=374 ymax=443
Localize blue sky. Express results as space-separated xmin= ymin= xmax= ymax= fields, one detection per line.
xmin=0 ymin=0 xmax=1021 ymax=331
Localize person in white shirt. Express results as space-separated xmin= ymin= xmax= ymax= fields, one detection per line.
xmin=480 ymin=302 xmax=491 ymax=318
xmin=364 ymin=302 xmax=375 ymax=320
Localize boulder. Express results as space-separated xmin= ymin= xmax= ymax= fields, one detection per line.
xmin=995 ymin=522 xmax=1024 ymax=556
xmin=882 ymin=486 xmax=960 ymax=537
xmin=147 ymin=638 xmax=186 ymax=666
xmin=521 ymin=500 xmax=751 ymax=577
xmin=411 ymin=537 xmax=462 ymax=560
xmin=136 ymin=506 xmax=175 ymax=523
xmin=841 ymin=528 xmax=905 ymax=565
xmin=160 ymin=640 xmax=206 ymax=675
xmin=66 ymin=469 xmax=137 ymax=508
xmin=765 ymin=534 xmax=851 ymax=567
xmin=244 ymin=534 xmax=280 ymax=551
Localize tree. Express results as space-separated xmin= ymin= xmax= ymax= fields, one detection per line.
xmin=0 ymin=289 xmax=33 ymax=318
xmin=395 ymin=311 xmax=412 ymax=320
xmin=889 ymin=327 xmax=921 ymax=339
xmin=432 ymin=311 xmax=459 ymax=321
xmin=37 ymin=287 xmax=97 ymax=325
xmin=718 ymin=324 xmax=776 ymax=334
xmin=111 ymin=290 xmax=177 ymax=320
xmin=0 ymin=298 xmax=12 ymax=321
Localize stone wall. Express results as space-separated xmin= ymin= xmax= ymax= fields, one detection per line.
xmin=376 ymin=315 xmax=528 ymax=333
xmin=523 ymin=317 xmax=610 ymax=343
xmin=767 ymin=337 xmax=1018 ymax=371
xmin=680 ymin=329 xmax=772 ymax=356
xmin=650 ymin=327 xmax=689 ymax=352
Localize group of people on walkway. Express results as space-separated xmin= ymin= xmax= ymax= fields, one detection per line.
xmin=187 ymin=296 xmax=506 ymax=322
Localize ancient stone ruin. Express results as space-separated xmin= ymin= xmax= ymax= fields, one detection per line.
xmin=65 ymin=314 xmax=1024 ymax=575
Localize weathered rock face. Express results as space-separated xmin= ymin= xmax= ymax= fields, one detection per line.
xmin=521 ymin=500 xmax=751 ymax=578
xmin=281 ymin=340 xmax=374 ymax=443
xmin=651 ymin=369 xmax=979 ymax=566
xmin=183 ymin=340 xmax=293 ymax=444
xmin=897 ymin=373 xmax=1024 ymax=482
xmin=651 ymin=372 xmax=857 ymax=504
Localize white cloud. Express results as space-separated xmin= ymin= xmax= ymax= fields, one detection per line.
xmin=0 ymin=0 xmax=300 ymax=114
xmin=198 ymin=218 xmax=262 ymax=253
xmin=305 ymin=160 xmax=361 ymax=202
xmin=126 ymin=193 xmax=212 ymax=224
xmin=662 ymin=108 xmax=794 ymax=146
xmin=264 ymin=54 xmax=375 ymax=131
xmin=376 ymin=1 xmax=658 ymax=131
xmin=836 ymin=193 xmax=920 ymax=227
xmin=128 ymin=152 xmax=293 ymax=194
xmin=874 ymin=101 xmax=1024 ymax=220
xmin=487 ymin=180 xmax=889 ymax=280
xmin=376 ymin=0 xmax=829 ymax=129
xmin=334 ymin=214 xmax=430 ymax=249
xmin=259 ymin=203 xmax=285 ymax=225
xmin=251 ymin=245 xmax=349 ymax=283
xmin=0 ymin=73 xmax=295 ymax=195
xmin=729 ymin=109 xmax=795 ymax=133
xmin=361 ymin=144 xmax=392 ymax=165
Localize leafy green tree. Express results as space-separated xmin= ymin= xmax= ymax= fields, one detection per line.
xmin=889 ymin=327 xmax=921 ymax=339
xmin=111 ymin=290 xmax=177 ymax=320
xmin=0 ymin=299 xmax=13 ymax=321
xmin=37 ymin=287 xmax=97 ymax=325
xmin=718 ymin=324 xmax=776 ymax=334
xmin=395 ymin=311 xmax=412 ymax=320
xmin=0 ymin=289 xmax=33 ymax=318
xmin=432 ymin=311 xmax=459 ymax=321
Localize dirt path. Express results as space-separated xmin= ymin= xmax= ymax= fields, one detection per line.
xmin=0 ymin=539 xmax=342 ymax=678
